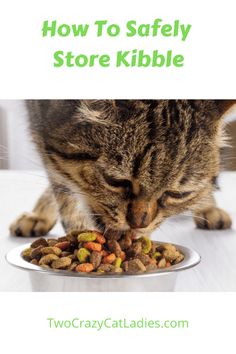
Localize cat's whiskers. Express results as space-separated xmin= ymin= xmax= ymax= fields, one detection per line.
xmin=155 ymin=224 xmax=167 ymax=238
xmin=222 ymin=156 xmax=236 ymax=160
xmin=61 ymin=208 xmax=102 ymax=218
xmin=102 ymin=224 xmax=117 ymax=238
xmin=181 ymin=212 xmax=208 ymax=223
xmin=161 ymin=219 xmax=184 ymax=234
xmin=9 ymin=167 xmax=91 ymax=199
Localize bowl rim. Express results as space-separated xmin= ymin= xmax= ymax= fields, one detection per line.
xmin=5 ymin=241 xmax=201 ymax=279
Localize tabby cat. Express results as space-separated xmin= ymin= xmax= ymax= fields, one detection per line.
xmin=10 ymin=100 xmax=234 ymax=238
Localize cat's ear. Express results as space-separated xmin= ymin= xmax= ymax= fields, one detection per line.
xmin=193 ymin=100 xmax=236 ymax=122
xmin=213 ymin=100 xmax=236 ymax=117
xmin=76 ymin=100 xmax=117 ymax=124
xmin=76 ymin=100 xmax=135 ymax=121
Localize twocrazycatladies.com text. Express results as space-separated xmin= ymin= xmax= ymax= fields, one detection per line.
xmin=47 ymin=317 xmax=189 ymax=331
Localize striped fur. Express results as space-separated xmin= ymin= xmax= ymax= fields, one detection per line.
xmin=10 ymin=100 xmax=234 ymax=237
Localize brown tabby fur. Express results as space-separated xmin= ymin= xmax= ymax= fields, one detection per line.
xmin=10 ymin=100 xmax=234 ymax=238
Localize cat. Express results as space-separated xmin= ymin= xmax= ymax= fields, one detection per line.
xmin=10 ymin=100 xmax=234 ymax=238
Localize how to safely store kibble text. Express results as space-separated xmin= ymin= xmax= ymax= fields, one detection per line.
xmin=42 ymin=19 xmax=192 ymax=68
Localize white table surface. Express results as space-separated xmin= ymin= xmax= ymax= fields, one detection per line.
xmin=0 ymin=170 xmax=236 ymax=291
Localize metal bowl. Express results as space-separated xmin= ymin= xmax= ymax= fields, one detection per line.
xmin=6 ymin=241 xmax=200 ymax=292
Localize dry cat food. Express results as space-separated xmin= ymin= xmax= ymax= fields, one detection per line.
xmin=22 ymin=230 xmax=184 ymax=274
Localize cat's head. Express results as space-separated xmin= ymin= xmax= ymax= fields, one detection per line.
xmin=38 ymin=100 xmax=233 ymax=234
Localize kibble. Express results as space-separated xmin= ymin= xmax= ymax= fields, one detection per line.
xmin=78 ymin=232 xmax=97 ymax=242
xmin=77 ymin=248 xmax=90 ymax=263
xmin=55 ymin=241 xmax=70 ymax=250
xmin=83 ymin=242 xmax=102 ymax=252
xmin=31 ymin=237 xmax=48 ymax=249
xmin=51 ymin=257 xmax=72 ymax=269
xmin=39 ymin=254 xmax=59 ymax=265
xmin=22 ymin=230 xmax=184 ymax=274
xmin=75 ymin=263 xmax=94 ymax=273
xmin=30 ymin=245 xmax=43 ymax=260
xmin=41 ymin=246 xmax=62 ymax=256
xmin=90 ymin=251 xmax=102 ymax=269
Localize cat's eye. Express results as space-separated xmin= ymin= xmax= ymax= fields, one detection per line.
xmin=158 ymin=190 xmax=193 ymax=208
xmin=45 ymin=144 xmax=98 ymax=162
xmin=165 ymin=191 xmax=192 ymax=199
xmin=103 ymin=173 xmax=132 ymax=190
xmin=101 ymin=171 xmax=135 ymax=198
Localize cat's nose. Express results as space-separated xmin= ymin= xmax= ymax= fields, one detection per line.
xmin=126 ymin=199 xmax=157 ymax=229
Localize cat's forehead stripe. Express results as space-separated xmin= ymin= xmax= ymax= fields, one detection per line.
xmin=145 ymin=101 xmax=158 ymax=140
xmin=132 ymin=143 xmax=153 ymax=177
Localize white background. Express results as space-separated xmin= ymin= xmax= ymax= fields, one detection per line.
xmin=0 ymin=0 xmax=236 ymax=98
xmin=0 ymin=293 xmax=235 ymax=354
xmin=1 ymin=0 xmax=236 ymax=352
xmin=0 ymin=100 xmax=42 ymax=169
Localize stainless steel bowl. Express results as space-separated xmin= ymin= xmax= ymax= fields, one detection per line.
xmin=6 ymin=241 xmax=200 ymax=292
